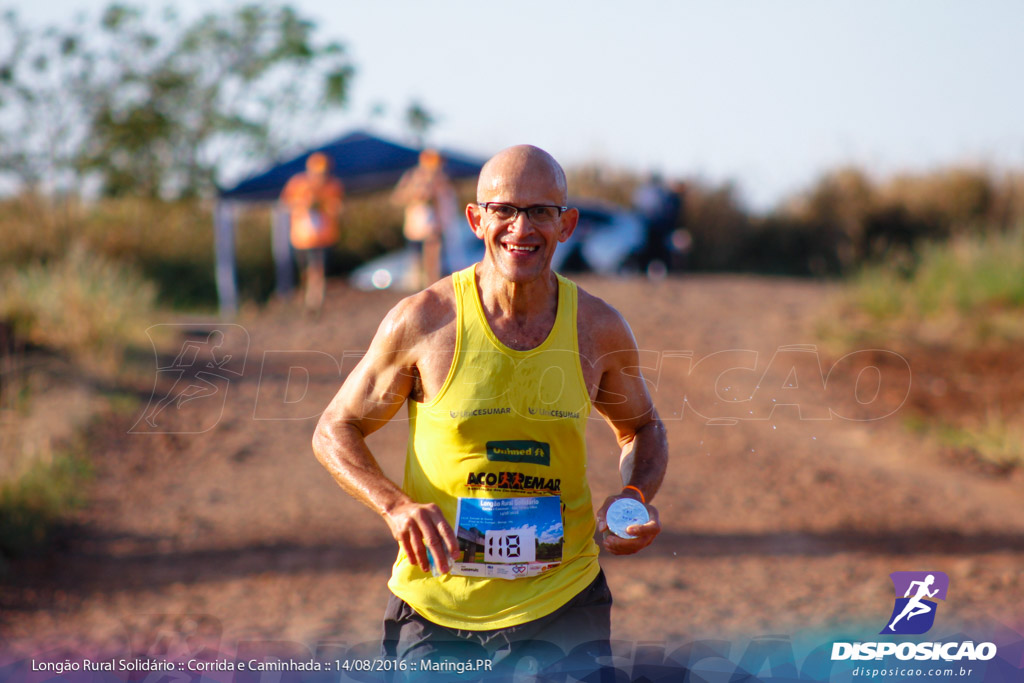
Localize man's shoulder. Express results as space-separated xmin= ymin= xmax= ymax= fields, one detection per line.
xmin=378 ymin=276 xmax=457 ymax=346
xmin=281 ymin=173 xmax=306 ymax=194
xmin=574 ymin=284 xmax=632 ymax=345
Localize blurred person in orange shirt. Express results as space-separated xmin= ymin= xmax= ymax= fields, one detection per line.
xmin=281 ymin=152 xmax=344 ymax=313
xmin=392 ymin=149 xmax=456 ymax=289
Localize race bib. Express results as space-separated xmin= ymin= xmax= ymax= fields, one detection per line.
xmin=452 ymin=496 xmax=563 ymax=580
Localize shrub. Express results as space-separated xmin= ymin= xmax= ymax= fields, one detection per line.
xmin=835 ymin=225 xmax=1024 ymax=345
xmin=936 ymin=417 xmax=1024 ymax=470
xmin=0 ymin=453 xmax=91 ymax=560
xmin=0 ymin=244 xmax=158 ymax=368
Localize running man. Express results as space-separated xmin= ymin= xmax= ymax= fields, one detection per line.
xmin=314 ymin=145 xmax=667 ymax=675
xmin=889 ymin=574 xmax=939 ymax=631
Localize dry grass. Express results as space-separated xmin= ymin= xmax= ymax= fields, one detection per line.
xmin=0 ymin=244 xmax=158 ymax=371
xmin=0 ymin=451 xmax=92 ymax=564
xmin=822 ymin=225 xmax=1024 ymax=347
xmin=906 ymin=413 xmax=1024 ymax=471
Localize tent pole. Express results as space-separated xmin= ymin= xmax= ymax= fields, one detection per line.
xmin=272 ymin=205 xmax=294 ymax=297
xmin=214 ymin=200 xmax=238 ymax=317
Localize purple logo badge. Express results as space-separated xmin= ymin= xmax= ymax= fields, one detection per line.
xmin=880 ymin=571 xmax=949 ymax=635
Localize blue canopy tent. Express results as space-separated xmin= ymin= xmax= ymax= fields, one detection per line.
xmin=214 ymin=130 xmax=484 ymax=314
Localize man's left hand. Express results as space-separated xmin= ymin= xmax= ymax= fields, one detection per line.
xmin=596 ymin=494 xmax=661 ymax=555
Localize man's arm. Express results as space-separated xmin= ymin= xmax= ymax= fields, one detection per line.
xmin=390 ymin=168 xmax=418 ymax=206
xmin=312 ymin=298 xmax=458 ymax=573
xmin=588 ymin=302 xmax=668 ymax=556
xmin=322 ymin=179 xmax=344 ymax=222
xmin=280 ymin=175 xmax=306 ymax=210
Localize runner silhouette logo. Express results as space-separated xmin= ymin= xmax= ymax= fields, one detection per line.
xmin=880 ymin=571 xmax=949 ymax=635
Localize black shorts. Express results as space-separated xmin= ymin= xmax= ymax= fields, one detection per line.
xmin=294 ymin=246 xmax=326 ymax=269
xmin=382 ymin=568 xmax=612 ymax=678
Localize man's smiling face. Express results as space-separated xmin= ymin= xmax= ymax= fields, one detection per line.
xmin=468 ymin=146 xmax=578 ymax=285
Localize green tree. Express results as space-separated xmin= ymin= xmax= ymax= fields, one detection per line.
xmin=0 ymin=10 xmax=98 ymax=194
xmin=0 ymin=4 xmax=355 ymax=198
xmin=404 ymin=99 xmax=436 ymax=147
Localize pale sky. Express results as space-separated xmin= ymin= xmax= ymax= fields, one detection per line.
xmin=10 ymin=1 xmax=1024 ymax=210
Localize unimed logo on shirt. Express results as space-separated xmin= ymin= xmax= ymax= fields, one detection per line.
xmin=486 ymin=440 xmax=550 ymax=466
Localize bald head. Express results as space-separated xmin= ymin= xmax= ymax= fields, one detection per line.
xmin=477 ymin=145 xmax=568 ymax=205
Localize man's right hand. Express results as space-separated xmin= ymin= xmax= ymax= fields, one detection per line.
xmin=384 ymin=501 xmax=459 ymax=574
xmin=596 ymin=494 xmax=661 ymax=555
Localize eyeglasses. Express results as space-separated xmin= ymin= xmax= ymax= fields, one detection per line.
xmin=477 ymin=202 xmax=568 ymax=224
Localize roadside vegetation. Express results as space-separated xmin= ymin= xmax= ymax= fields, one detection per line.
xmin=781 ymin=164 xmax=1024 ymax=473
xmin=827 ymin=225 xmax=1024 ymax=348
xmin=822 ymin=226 xmax=1024 ymax=471
xmin=0 ymin=453 xmax=93 ymax=565
xmin=0 ymin=244 xmax=157 ymax=368
xmin=0 ymin=246 xmax=156 ymax=571
xmin=937 ymin=418 xmax=1024 ymax=471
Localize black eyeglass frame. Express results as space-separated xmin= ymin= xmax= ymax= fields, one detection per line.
xmin=476 ymin=202 xmax=569 ymax=223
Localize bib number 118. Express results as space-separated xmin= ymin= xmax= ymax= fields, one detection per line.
xmin=484 ymin=529 xmax=536 ymax=562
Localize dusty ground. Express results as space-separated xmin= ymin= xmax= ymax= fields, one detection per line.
xmin=2 ymin=274 xmax=1022 ymax=663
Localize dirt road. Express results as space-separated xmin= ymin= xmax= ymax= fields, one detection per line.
xmin=2 ymin=275 xmax=1022 ymax=660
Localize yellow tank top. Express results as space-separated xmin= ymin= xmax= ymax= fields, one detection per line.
xmin=387 ymin=265 xmax=600 ymax=630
